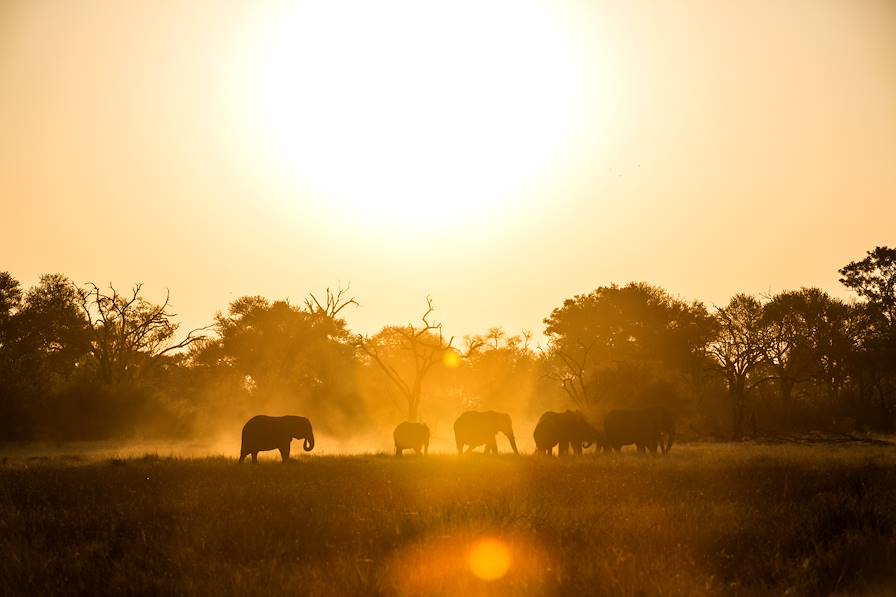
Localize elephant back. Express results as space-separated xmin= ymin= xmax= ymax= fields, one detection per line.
xmin=604 ymin=408 xmax=672 ymax=447
xmin=394 ymin=421 xmax=429 ymax=447
xmin=533 ymin=411 xmax=564 ymax=448
xmin=241 ymin=415 xmax=300 ymax=452
xmin=454 ymin=411 xmax=492 ymax=441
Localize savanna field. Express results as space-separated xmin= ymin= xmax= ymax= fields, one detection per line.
xmin=2 ymin=444 xmax=895 ymax=597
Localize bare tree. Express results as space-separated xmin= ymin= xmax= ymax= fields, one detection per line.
xmin=359 ymin=297 xmax=456 ymax=422
xmin=541 ymin=340 xmax=595 ymax=411
xmin=304 ymin=285 xmax=359 ymax=319
xmin=75 ymin=283 xmax=208 ymax=383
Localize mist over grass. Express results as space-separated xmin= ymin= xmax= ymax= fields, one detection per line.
xmin=2 ymin=444 xmax=895 ymax=596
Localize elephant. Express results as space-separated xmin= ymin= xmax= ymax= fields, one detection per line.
xmin=533 ymin=410 xmax=604 ymax=456
xmin=453 ymin=410 xmax=519 ymax=454
xmin=393 ymin=421 xmax=430 ymax=456
xmin=603 ymin=407 xmax=675 ymax=454
xmin=239 ymin=415 xmax=315 ymax=463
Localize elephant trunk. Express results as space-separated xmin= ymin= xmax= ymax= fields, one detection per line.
xmin=507 ymin=434 xmax=519 ymax=454
xmin=303 ymin=430 xmax=315 ymax=452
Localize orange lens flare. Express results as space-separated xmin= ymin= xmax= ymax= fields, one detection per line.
xmin=468 ymin=538 xmax=511 ymax=581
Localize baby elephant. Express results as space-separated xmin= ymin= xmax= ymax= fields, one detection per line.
xmin=393 ymin=421 xmax=430 ymax=456
xmin=239 ymin=415 xmax=315 ymax=463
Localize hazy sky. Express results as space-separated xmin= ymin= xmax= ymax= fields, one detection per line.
xmin=2 ymin=0 xmax=895 ymax=340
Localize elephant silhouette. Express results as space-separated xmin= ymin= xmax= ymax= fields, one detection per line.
xmin=533 ymin=410 xmax=603 ymax=456
xmin=393 ymin=421 xmax=430 ymax=456
xmin=239 ymin=415 xmax=315 ymax=463
xmin=453 ymin=410 xmax=519 ymax=454
xmin=603 ymin=407 xmax=675 ymax=454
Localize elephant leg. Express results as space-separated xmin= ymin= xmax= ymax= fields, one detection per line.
xmin=239 ymin=451 xmax=246 ymax=464
xmin=660 ymin=432 xmax=672 ymax=455
xmin=279 ymin=443 xmax=291 ymax=462
xmin=558 ymin=441 xmax=569 ymax=457
xmin=251 ymin=452 xmax=258 ymax=464
xmin=395 ymin=447 xmax=402 ymax=456
xmin=456 ymin=439 xmax=464 ymax=455
xmin=573 ymin=442 xmax=583 ymax=456
xmin=424 ymin=441 xmax=429 ymax=455
xmin=414 ymin=446 xmax=422 ymax=455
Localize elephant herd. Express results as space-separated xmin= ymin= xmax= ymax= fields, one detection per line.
xmin=239 ymin=407 xmax=675 ymax=463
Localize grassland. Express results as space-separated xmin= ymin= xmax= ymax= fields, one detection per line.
xmin=1 ymin=445 xmax=895 ymax=596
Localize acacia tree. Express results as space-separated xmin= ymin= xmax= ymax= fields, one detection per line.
xmin=75 ymin=283 xmax=208 ymax=384
xmin=708 ymin=294 xmax=773 ymax=438
xmin=359 ymin=297 xmax=456 ymax=422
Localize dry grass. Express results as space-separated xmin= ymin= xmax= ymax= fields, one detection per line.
xmin=1 ymin=445 xmax=895 ymax=596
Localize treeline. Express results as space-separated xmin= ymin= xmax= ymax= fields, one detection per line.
xmin=0 ymin=246 xmax=894 ymax=443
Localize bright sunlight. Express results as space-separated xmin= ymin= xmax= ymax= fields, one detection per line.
xmin=245 ymin=0 xmax=583 ymax=232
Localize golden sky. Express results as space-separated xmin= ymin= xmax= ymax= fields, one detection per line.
xmin=2 ymin=0 xmax=895 ymax=339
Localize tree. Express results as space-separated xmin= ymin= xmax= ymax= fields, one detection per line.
xmin=18 ymin=274 xmax=92 ymax=377
xmin=839 ymin=246 xmax=896 ymax=325
xmin=197 ymin=290 xmax=359 ymax=425
xmin=839 ymin=247 xmax=896 ymax=429
xmin=708 ymin=294 xmax=772 ymax=439
xmin=0 ymin=272 xmax=26 ymax=439
xmin=543 ymin=282 xmax=714 ymax=412
xmin=76 ymin=283 xmax=207 ymax=384
xmin=456 ymin=328 xmax=539 ymax=415
xmin=0 ymin=272 xmax=23 ymax=350
xmin=304 ymin=285 xmax=359 ymax=320
xmin=360 ymin=297 xmax=457 ymax=422
xmin=761 ymin=290 xmax=821 ymax=404
xmin=216 ymin=297 xmax=354 ymax=393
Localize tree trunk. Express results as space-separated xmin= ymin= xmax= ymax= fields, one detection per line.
xmin=780 ymin=377 xmax=795 ymax=431
xmin=408 ymin=382 xmax=421 ymax=422
xmin=731 ymin=378 xmax=747 ymax=440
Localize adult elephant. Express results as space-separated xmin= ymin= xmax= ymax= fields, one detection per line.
xmin=393 ymin=421 xmax=430 ymax=456
xmin=454 ymin=410 xmax=519 ymax=455
xmin=603 ymin=407 xmax=675 ymax=454
xmin=239 ymin=415 xmax=315 ymax=463
xmin=533 ymin=410 xmax=603 ymax=456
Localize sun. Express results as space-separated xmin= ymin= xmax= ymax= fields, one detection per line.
xmin=244 ymin=0 xmax=582 ymax=234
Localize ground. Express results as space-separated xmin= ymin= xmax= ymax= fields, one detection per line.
xmin=1 ymin=444 xmax=895 ymax=596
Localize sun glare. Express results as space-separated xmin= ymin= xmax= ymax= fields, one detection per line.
xmin=468 ymin=538 xmax=511 ymax=581
xmin=442 ymin=349 xmax=460 ymax=368
xmin=245 ymin=0 xmax=582 ymax=233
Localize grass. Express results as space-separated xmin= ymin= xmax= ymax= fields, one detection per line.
xmin=1 ymin=445 xmax=895 ymax=596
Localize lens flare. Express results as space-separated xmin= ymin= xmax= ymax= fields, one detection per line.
xmin=468 ymin=538 xmax=511 ymax=581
